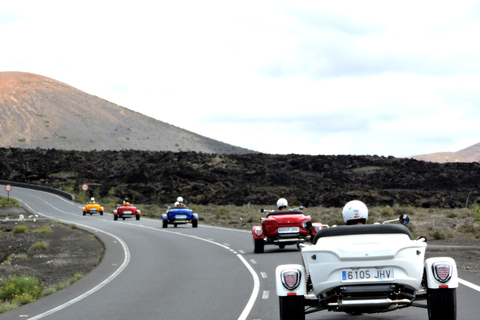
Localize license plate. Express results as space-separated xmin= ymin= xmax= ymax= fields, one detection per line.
xmin=342 ymin=268 xmax=394 ymax=282
xmin=90 ymin=209 xmax=97 ymax=211
xmin=175 ymin=215 xmax=187 ymax=219
xmin=123 ymin=211 xmax=132 ymax=214
xmin=278 ymin=227 xmax=300 ymax=233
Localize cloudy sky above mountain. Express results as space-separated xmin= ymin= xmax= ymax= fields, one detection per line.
xmin=2 ymin=1 xmax=480 ymax=156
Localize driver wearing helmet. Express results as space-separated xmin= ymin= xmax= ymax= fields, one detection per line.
xmin=90 ymin=197 xmax=95 ymax=203
xmin=176 ymin=197 xmax=186 ymax=207
xmin=342 ymin=200 xmax=368 ymax=225
xmin=276 ymin=198 xmax=288 ymax=211
xmin=123 ymin=197 xmax=130 ymax=206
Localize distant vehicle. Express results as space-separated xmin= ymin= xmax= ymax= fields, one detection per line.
xmin=113 ymin=204 xmax=141 ymax=221
xmin=162 ymin=207 xmax=198 ymax=228
xmin=82 ymin=202 xmax=104 ymax=216
xmin=252 ymin=207 xmax=324 ymax=253
xmin=275 ymin=216 xmax=458 ymax=320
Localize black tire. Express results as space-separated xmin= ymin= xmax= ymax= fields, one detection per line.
xmin=123 ymin=217 xmax=125 ymax=220
xmin=174 ymin=223 xmax=178 ymax=228
xmin=100 ymin=211 xmax=103 ymax=216
xmin=279 ymin=296 xmax=305 ymax=320
xmin=254 ymin=238 xmax=264 ymax=253
xmin=162 ymin=220 xmax=168 ymax=228
xmin=428 ymin=288 xmax=456 ymax=320
xmin=114 ymin=215 xmax=118 ymax=221
xmin=83 ymin=211 xmax=86 ymax=216
xmin=90 ymin=213 xmax=92 ymax=215
xmin=136 ymin=215 xmax=140 ymax=220
xmin=279 ymin=244 xmax=285 ymax=249
xmin=192 ymin=220 xmax=198 ymax=228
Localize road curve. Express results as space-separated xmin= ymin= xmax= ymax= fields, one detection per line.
xmin=1 ymin=185 xmax=480 ymax=320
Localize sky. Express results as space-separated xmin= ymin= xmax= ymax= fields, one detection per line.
xmin=2 ymin=0 xmax=480 ymax=157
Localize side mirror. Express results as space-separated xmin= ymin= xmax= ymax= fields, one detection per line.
xmin=399 ymin=214 xmax=410 ymax=225
xmin=260 ymin=208 xmax=265 ymax=213
xmin=299 ymin=206 xmax=304 ymax=210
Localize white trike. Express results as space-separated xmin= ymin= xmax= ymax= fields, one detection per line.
xmin=275 ymin=217 xmax=457 ymax=319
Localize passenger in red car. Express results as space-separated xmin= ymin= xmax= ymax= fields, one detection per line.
xmin=276 ymin=198 xmax=288 ymax=211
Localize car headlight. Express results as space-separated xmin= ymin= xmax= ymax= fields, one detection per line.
xmin=281 ymin=269 xmax=302 ymax=290
xmin=432 ymin=262 xmax=453 ymax=283
xmin=254 ymin=228 xmax=263 ymax=237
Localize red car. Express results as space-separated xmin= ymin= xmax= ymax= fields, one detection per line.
xmin=252 ymin=208 xmax=323 ymax=253
xmin=113 ymin=204 xmax=141 ymax=221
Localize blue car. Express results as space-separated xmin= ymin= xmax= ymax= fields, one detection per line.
xmin=162 ymin=207 xmax=198 ymax=228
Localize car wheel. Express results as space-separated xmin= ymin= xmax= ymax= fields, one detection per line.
xmin=174 ymin=223 xmax=178 ymax=228
xmin=100 ymin=211 xmax=103 ymax=216
xmin=279 ymin=244 xmax=285 ymax=249
xmin=114 ymin=215 xmax=118 ymax=221
xmin=427 ymin=288 xmax=456 ymax=320
xmin=254 ymin=238 xmax=264 ymax=254
xmin=162 ymin=220 xmax=168 ymax=228
xmin=279 ymin=296 xmax=305 ymax=320
xmin=192 ymin=220 xmax=198 ymax=228
xmin=123 ymin=217 xmax=126 ymax=220
xmin=83 ymin=211 xmax=86 ymax=216
xmin=136 ymin=215 xmax=140 ymax=220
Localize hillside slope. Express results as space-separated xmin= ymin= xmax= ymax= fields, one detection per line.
xmin=0 ymin=72 xmax=254 ymax=154
xmin=409 ymin=143 xmax=480 ymax=163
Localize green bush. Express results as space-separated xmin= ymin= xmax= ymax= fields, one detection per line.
xmin=13 ymin=225 xmax=28 ymax=234
xmin=0 ymin=196 xmax=21 ymax=208
xmin=29 ymin=241 xmax=49 ymax=251
xmin=33 ymin=225 xmax=53 ymax=233
xmin=0 ymin=275 xmax=43 ymax=303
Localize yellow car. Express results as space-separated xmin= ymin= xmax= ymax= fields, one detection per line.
xmin=83 ymin=198 xmax=104 ymax=216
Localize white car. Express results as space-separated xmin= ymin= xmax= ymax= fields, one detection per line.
xmin=275 ymin=222 xmax=457 ymax=320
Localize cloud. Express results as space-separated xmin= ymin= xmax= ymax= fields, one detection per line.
xmin=2 ymin=1 xmax=480 ymax=157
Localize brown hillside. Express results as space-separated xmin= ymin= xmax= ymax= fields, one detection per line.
xmin=0 ymin=72 xmax=254 ymax=154
xmin=409 ymin=143 xmax=480 ymax=163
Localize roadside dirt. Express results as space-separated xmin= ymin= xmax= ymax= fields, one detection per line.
xmin=0 ymin=207 xmax=104 ymax=289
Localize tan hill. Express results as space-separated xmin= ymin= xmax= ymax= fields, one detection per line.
xmin=409 ymin=143 xmax=480 ymax=163
xmin=0 ymin=72 xmax=254 ymax=154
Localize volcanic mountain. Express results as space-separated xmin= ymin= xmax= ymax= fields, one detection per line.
xmin=0 ymin=72 xmax=254 ymax=154
xmin=409 ymin=143 xmax=480 ymax=163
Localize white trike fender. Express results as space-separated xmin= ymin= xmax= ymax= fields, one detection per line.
xmin=161 ymin=213 xmax=167 ymax=220
xmin=276 ymin=264 xmax=307 ymax=297
xmin=424 ymin=257 xmax=458 ymax=289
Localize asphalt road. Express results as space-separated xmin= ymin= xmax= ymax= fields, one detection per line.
xmin=1 ymin=185 xmax=480 ymax=320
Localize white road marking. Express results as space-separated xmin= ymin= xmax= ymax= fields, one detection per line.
xmin=262 ymin=290 xmax=270 ymax=299
xmin=17 ymin=199 xmax=131 ymax=320
xmin=260 ymin=272 xmax=268 ymax=278
xmin=239 ymin=250 xmax=246 ymax=254
xmin=459 ymin=278 xmax=480 ymax=292
xmin=250 ymin=259 xmax=257 ymax=264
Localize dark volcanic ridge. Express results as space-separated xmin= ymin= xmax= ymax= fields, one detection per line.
xmin=1 ymin=148 xmax=480 ymax=209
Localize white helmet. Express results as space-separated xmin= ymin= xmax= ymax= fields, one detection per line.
xmin=174 ymin=202 xmax=180 ymax=207
xmin=276 ymin=198 xmax=288 ymax=209
xmin=90 ymin=197 xmax=95 ymax=202
xmin=342 ymin=200 xmax=368 ymax=225
xmin=177 ymin=197 xmax=184 ymax=203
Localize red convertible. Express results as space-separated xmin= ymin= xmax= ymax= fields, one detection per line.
xmin=252 ymin=208 xmax=323 ymax=253
xmin=113 ymin=203 xmax=141 ymax=221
